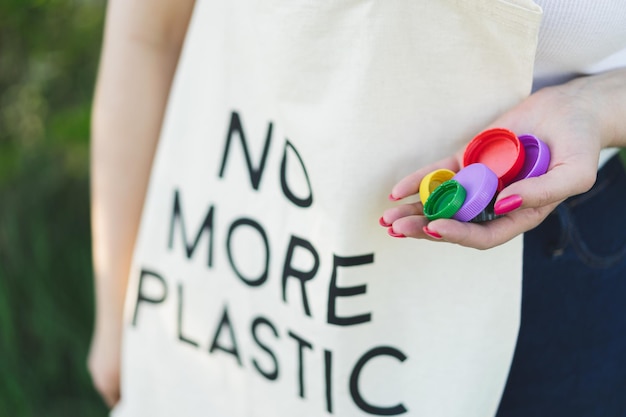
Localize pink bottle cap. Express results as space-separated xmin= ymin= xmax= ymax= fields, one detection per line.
xmin=452 ymin=163 xmax=499 ymax=222
xmin=511 ymin=134 xmax=551 ymax=182
xmin=463 ymin=128 xmax=525 ymax=190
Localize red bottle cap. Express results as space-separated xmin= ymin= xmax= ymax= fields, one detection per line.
xmin=463 ymin=128 xmax=525 ymax=190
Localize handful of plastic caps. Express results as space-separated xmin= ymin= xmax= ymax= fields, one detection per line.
xmin=421 ymin=128 xmax=551 ymax=222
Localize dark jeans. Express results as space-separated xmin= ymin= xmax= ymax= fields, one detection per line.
xmin=497 ymin=155 xmax=626 ymax=417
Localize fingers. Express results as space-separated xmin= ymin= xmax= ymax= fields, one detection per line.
xmin=384 ymin=133 xmax=599 ymax=249
xmin=381 ymin=202 xmax=431 ymax=238
xmin=102 ymin=383 xmax=121 ymax=409
xmin=384 ymin=200 xmax=559 ymax=249
xmin=88 ymin=329 xmax=122 ymax=409
xmin=89 ymin=366 xmax=120 ymax=407
xmin=88 ymin=355 xmax=121 ymax=408
xmin=382 ymin=166 xmax=574 ymax=248
xmin=381 ymin=201 xmax=423 ymax=224
xmin=496 ymin=159 xmax=597 ymax=211
xmin=390 ymin=215 xmax=431 ymax=238
xmin=424 ymin=202 xmax=559 ymax=249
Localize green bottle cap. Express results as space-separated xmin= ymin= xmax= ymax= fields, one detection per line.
xmin=423 ymin=180 xmax=466 ymax=220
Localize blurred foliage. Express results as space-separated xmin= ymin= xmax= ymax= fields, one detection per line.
xmin=0 ymin=0 xmax=108 ymax=416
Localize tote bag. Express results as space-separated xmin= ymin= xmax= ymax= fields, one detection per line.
xmin=113 ymin=1 xmax=542 ymax=416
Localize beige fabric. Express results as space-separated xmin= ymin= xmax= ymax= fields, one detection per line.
xmin=114 ymin=1 xmax=542 ymax=416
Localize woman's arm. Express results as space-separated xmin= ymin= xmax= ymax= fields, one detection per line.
xmin=89 ymin=0 xmax=195 ymax=407
xmin=383 ymin=68 xmax=626 ymax=249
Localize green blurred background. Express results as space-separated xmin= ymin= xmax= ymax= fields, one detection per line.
xmin=0 ymin=0 xmax=108 ymax=415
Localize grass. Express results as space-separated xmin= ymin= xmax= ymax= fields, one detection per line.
xmin=0 ymin=151 xmax=108 ymax=417
xmin=0 ymin=0 xmax=108 ymax=415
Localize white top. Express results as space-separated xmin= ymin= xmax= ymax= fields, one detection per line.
xmin=532 ymin=0 xmax=626 ymax=166
xmin=533 ymin=0 xmax=626 ymax=89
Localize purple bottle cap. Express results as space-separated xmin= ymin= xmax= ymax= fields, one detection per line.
xmin=512 ymin=134 xmax=551 ymax=182
xmin=452 ymin=163 xmax=498 ymax=222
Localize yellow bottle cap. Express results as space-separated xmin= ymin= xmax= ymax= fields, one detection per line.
xmin=419 ymin=169 xmax=456 ymax=205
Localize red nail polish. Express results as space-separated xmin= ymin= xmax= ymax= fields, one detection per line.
xmin=388 ymin=193 xmax=401 ymax=202
xmin=388 ymin=227 xmax=406 ymax=238
xmin=379 ymin=217 xmax=392 ymax=227
xmin=494 ymin=195 xmax=523 ymax=215
xmin=422 ymin=226 xmax=442 ymax=239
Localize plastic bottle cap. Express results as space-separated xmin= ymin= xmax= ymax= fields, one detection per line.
xmin=512 ymin=134 xmax=551 ymax=181
xmin=419 ymin=169 xmax=456 ymax=205
xmin=423 ymin=180 xmax=466 ymax=220
xmin=463 ymin=128 xmax=525 ymax=190
xmin=452 ymin=163 xmax=498 ymax=222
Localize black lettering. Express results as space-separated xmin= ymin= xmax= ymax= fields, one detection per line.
xmin=327 ymin=254 xmax=374 ymax=326
xmin=288 ymin=330 xmax=313 ymax=398
xmin=349 ymin=346 xmax=408 ymax=416
xmin=218 ymin=111 xmax=273 ymax=190
xmin=281 ymin=236 xmax=320 ymax=317
xmin=325 ymin=349 xmax=333 ymax=414
xmin=132 ymin=268 xmax=168 ymax=326
xmin=177 ymin=283 xmax=199 ymax=347
xmin=168 ymin=189 xmax=215 ymax=267
xmin=280 ymin=140 xmax=313 ymax=208
xmin=226 ymin=218 xmax=270 ymax=287
xmin=251 ymin=317 xmax=280 ymax=381
xmin=209 ymin=306 xmax=242 ymax=366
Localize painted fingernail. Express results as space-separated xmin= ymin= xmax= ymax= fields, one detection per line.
xmin=379 ymin=216 xmax=392 ymax=227
xmin=494 ymin=194 xmax=523 ymax=215
xmin=388 ymin=227 xmax=406 ymax=238
xmin=422 ymin=226 xmax=442 ymax=239
xmin=388 ymin=193 xmax=401 ymax=202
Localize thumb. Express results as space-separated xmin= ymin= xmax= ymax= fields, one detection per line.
xmin=495 ymin=158 xmax=597 ymax=214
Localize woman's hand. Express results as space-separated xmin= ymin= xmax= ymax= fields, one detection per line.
xmin=88 ymin=320 xmax=122 ymax=408
xmin=381 ymin=69 xmax=626 ymax=249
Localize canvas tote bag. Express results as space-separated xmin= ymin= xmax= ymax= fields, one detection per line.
xmin=113 ymin=1 xmax=542 ymax=416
